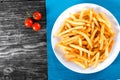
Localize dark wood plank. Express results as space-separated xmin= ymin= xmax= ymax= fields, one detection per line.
xmin=0 ymin=1 xmax=47 ymax=80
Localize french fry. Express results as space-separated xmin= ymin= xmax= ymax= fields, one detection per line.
xmin=89 ymin=8 xmax=93 ymax=22
xmin=79 ymin=8 xmax=86 ymax=19
xmin=79 ymin=38 xmax=83 ymax=56
xmin=57 ymin=26 xmax=83 ymax=36
xmin=69 ymin=13 xmax=77 ymax=20
xmin=54 ymin=21 xmax=65 ymax=36
xmin=56 ymin=44 xmax=73 ymax=51
xmin=61 ymin=35 xmax=79 ymax=45
xmin=61 ymin=32 xmax=77 ymax=38
xmin=91 ymin=28 xmax=98 ymax=40
xmin=93 ymin=17 xmax=99 ymax=27
xmin=69 ymin=44 xmax=92 ymax=55
xmin=65 ymin=22 xmax=72 ymax=29
xmin=65 ymin=19 xmax=85 ymax=26
xmin=94 ymin=52 xmax=100 ymax=67
xmin=99 ymin=12 xmax=111 ymax=27
xmin=73 ymin=60 xmax=86 ymax=69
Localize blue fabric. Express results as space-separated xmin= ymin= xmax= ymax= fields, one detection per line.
xmin=46 ymin=0 xmax=120 ymax=80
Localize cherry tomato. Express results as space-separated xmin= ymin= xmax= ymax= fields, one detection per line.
xmin=33 ymin=11 xmax=42 ymax=21
xmin=32 ymin=22 xmax=41 ymax=31
xmin=24 ymin=18 xmax=33 ymax=28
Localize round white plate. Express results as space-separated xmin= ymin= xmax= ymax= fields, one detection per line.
xmin=51 ymin=3 xmax=120 ymax=74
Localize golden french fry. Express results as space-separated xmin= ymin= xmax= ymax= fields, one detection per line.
xmin=65 ymin=22 xmax=71 ymax=29
xmin=65 ymin=19 xmax=85 ymax=26
xmin=73 ymin=60 xmax=87 ymax=69
xmin=109 ymin=40 xmax=114 ymax=52
xmin=54 ymin=21 xmax=65 ymax=36
xmin=89 ymin=8 xmax=93 ymax=22
xmin=93 ymin=17 xmax=99 ymax=27
xmin=79 ymin=38 xmax=82 ymax=46
xmin=69 ymin=44 xmax=92 ymax=55
xmin=90 ymin=28 xmax=98 ymax=40
xmin=78 ymin=38 xmax=83 ymax=56
xmin=79 ymin=8 xmax=86 ymax=19
xmin=58 ymin=26 xmax=83 ymax=36
xmin=56 ymin=44 xmax=73 ymax=51
xmin=69 ymin=13 xmax=77 ymax=20
xmin=99 ymin=12 xmax=111 ymax=26
xmin=94 ymin=52 xmax=100 ymax=67
xmin=61 ymin=32 xmax=77 ymax=38
xmin=61 ymin=35 xmax=79 ymax=45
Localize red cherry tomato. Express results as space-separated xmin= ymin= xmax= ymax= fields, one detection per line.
xmin=32 ymin=22 xmax=41 ymax=31
xmin=24 ymin=18 xmax=33 ymax=28
xmin=33 ymin=11 xmax=42 ymax=21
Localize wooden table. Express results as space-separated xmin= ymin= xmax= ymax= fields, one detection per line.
xmin=0 ymin=0 xmax=47 ymax=80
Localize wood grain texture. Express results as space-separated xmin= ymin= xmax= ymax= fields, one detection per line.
xmin=0 ymin=0 xmax=47 ymax=80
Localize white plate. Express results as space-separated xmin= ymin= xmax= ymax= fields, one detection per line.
xmin=51 ymin=3 xmax=120 ymax=74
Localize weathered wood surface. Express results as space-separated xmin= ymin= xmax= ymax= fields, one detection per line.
xmin=0 ymin=0 xmax=47 ymax=80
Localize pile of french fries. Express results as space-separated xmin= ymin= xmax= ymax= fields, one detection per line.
xmin=54 ymin=8 xmax=115 ymax=69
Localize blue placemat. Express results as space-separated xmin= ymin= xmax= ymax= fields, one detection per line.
xmin=46 ymin=0 xmax=120 ymax=80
